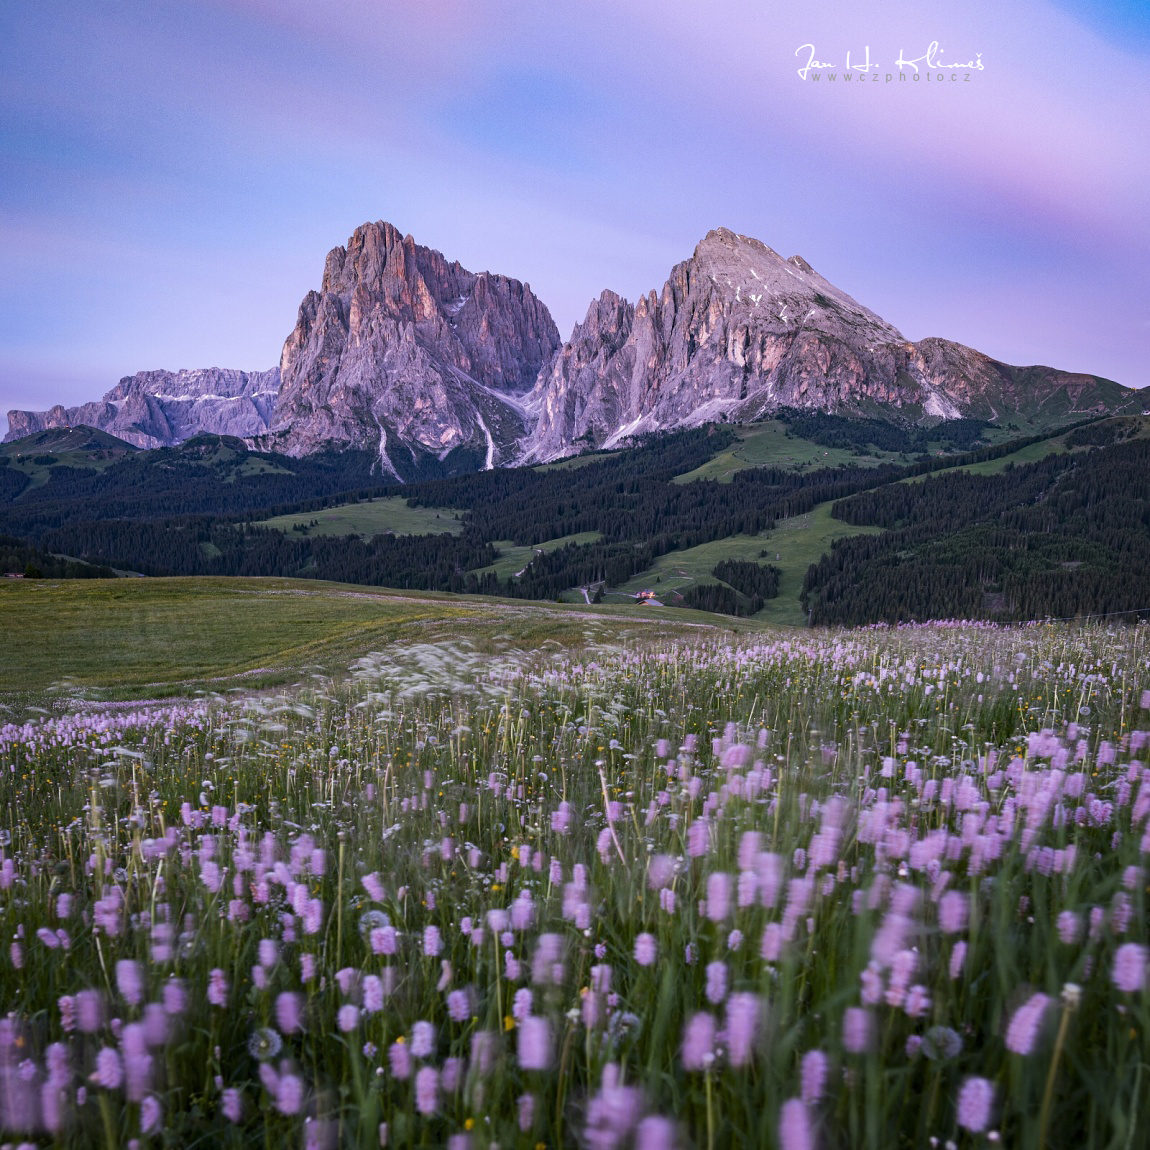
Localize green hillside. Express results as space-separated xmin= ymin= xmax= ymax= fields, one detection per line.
xmin=257 ymin=497 xmax=465 ymax=538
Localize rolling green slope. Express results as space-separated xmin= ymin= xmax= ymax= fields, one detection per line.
xmin=0 ymin=575 xmax=735 ymax=703
xmin=257 ymin=497 xmax=465 ymax=538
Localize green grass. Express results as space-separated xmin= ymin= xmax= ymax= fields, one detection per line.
xmin=608 ymin=501 xmax=881 ymax=625
xmin=0 ymin=575 xmax=732 ymax=706
xmin=256 ymin=497 xmax=465 ymax=538
xmin=0 ymin=427 xmax=137 ymax=490
xmin=471 ymin=530 xmax=605 ymax=581
xmin=0 ymin=578 xmax=462 ymax=700
xmin=936 ymin=415 xmax=1150 ymax=478
xmin=672 ymin=421 xmax=906 ymax=483
xmin=1 ymin=618 xmax=1147 ymax=1148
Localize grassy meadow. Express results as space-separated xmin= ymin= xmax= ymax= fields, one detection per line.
xmin=606 ymin=503 xmax=881 ymax=626
xmin=473 ymin=534 xmax=606 ymax=584
xmin=671 ymin=421 xmax=905 ymax=483
xmin=0 ymin=589 xmax=1148 ymax=1148
xmin=257 ymin=500 xmax=466 ymax=540
xmin=0 ymin=577 xmax=732 ymax=705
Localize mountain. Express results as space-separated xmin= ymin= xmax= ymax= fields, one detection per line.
xmin=7 ymin=224 xmax=1139 ymax=468
xmin=519 ymin=228 xmax=1138 ymax=460
xmin=5 ymin=367 xmax=279 ymax=449
xmin=259 ymin=221 xmax=561 ymax=476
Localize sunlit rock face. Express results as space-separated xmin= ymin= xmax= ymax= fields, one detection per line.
xmin=264 ymin=221 xmax=560 ymax=476
xmin=5 ymin=368 xmax=280 ymax=449
xmin=9 ymin=224 xmax=1134 ymax=467
xmin=520 ymin=227 xmax=1134 ymax=461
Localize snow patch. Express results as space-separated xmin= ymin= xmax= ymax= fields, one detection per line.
xmin=923 ymin=391 xmax=962 ymax=420
xmin=475 ymin=410 xmax=496 ymax=470
xmin=602 ymin=415 xmax=648 ymax=449
xmin=374 ymin=418 xmax=402 ymax=482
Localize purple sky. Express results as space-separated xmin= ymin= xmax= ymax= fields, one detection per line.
xmin=2 ymin=0 xmax=1148 ymax=422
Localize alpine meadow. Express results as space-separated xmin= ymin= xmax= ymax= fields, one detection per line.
xmin=1 ymin=613 xmax=1149 ymax=1149
xmin=4 ymin=3 xmax=1150 ymax=1147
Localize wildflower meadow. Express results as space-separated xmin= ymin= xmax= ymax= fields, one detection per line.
xmin=2 ymin=622 xmax=1149 ymax=1149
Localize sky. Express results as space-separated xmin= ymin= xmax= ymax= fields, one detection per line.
xmin=2 ymin=0 xmax=1149 ymax=422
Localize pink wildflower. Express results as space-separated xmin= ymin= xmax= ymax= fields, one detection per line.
xmin=518 ymin=1016 xmax=552 ymax=1070
xmin=388 ymin=1041 xmax=412 ymax=1079
xmin=1005 ymin=993 xmax=1051 ymax=1055
xmin=222 ymin=1088 xmax=243 ymax=1123
xmin=276 ymin=992 xmax=304 ymax=1034
xmin=442 ymin=1056 xmax=464 ymax=1092
xmin=778 ymin=1097 xmax=814 ymax=1150
xmin=956 ymin=1076 xmax=994 ymax=1133
xmin=142 ymin=1004 xmax=169 ymax=1047
xmin=77 ymin=989 xmax=104 ymax=1032
xmin=634 ymin=933 xmax=657 ymax=967
xmin=636 ymin=1116 xmax=677 ymax=1150
xmin=648 ymin=854 xmax=675 ymax=889
xmin=207 ymin=969 xmax=228 ymax=1007
xmin=372 ymin=925 xmax=397 ymax=955
xmin=277 ymin=1072 xmax=304 ymax=1115
xmin=518 ymin=1092 xmax=536 ymax=1132
xmin=904 ymin=985 xmax=931 ymax=1019
xmin=301 ymin=897 xmax=323 ymax=934
xmin=140 ymin=1094 xmax=162 ymax=1134
xmin=949 ymin=942 xmax=968 ymax=980
xmin=1113 ymin=943 xmax=1148 ymax=993
xmin=162 ymin=979 xmax=187 ymax=1016
xmin=513 ymin=987 xmax=533 ymax=1022
xmin=705 ymin=961 xmax=728 ymax=1004
xmin=411 ymin=1019 xmax=436 ymax=1057
xmin=470 ymin=1030 xmax=497 ymax=1077
xmin=116 ymin=959 xmax=144 ymax=1007
xmin=681 ymin=1011 xmax=716 ymax=1071
xmin=92 ymin=1046 xmax=124 ymax=1089
xmin=761 ymin=923 xmax=783 ymax=962
xmin=725 ymin=993 xmax=761 ymax=1067
xmin=511 ymin=892 xmax=535 ymax=931
xmin=801 ymin=1049 xmax=828 ymax=1105
xmin=938 ymin=890 xmax=968 ymax=934
xmin=364 ymin=975 xmax=385 ymax=1013
xmin=686 ymin=818 xmax=710 ymax=858
xmin=415 ymin=1066 xmax=439 ymax=1115
xmin=337 ymin=1005 xmax=358 ymax=1032
xmin=705 ymin=872 xmax=732 ymax=921
xmin=842 ymin=1008 xmax=873 ymax=1054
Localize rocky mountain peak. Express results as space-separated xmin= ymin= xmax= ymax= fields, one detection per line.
xmin=518 ymin=227 xmax=1134 ymax=461
xmin=5 ymin=367 xmax=279 ymax=448
xmin=263 ymin=221 xmax=560 ymax=473
xmin=9 ymin=221 xmax=1136 ymax=468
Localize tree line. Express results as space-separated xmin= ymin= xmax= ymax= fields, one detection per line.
xmin=803 ymin=439 xmax=1150 ymax=624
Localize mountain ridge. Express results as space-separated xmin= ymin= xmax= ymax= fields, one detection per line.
xmin=519 ymin=227 xmax=1136 ymax=460
xmin=258 ymin=220 xmax=560 ymax=474
xmin=8 ymin=223 xmax=1141 ymax=466
xmin=5 ymin=367 xmax=279 ymax=449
